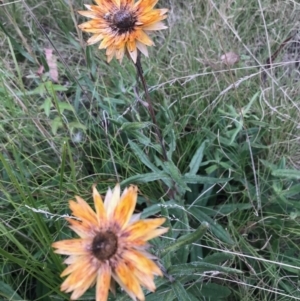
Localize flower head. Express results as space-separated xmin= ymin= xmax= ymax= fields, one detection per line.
xmin=52 ymin=184 xmax=168 ymax=301
xmin=78 ymin=0 xmax=168 ymax=63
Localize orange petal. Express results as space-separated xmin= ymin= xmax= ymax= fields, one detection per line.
xmin=66 ymin=218 xmax=92 ymax=238
xmin=141 ymin=227 xmax=169 ymax=241
xmin=106 ymin=45 xmax=116 ymax=56
xmin=127 ymin=39 xmax=136 ymax=52
xmin=83 ymin=4 xmax=107 ymax=14
xmin=135 ymin=30 xmax=154 ymax=46
xmin=115 ymin=46 xmax=126 ymax=62
xmin=134 ymin=0 xmax=159 ymax=12
xmin=123 ymin=249 xmax=162 ymax=277
xmin=111 ymin=0 xmax=121 ymax=8
xmin=136 ymin=40 xmax=148 ymax=57
xmin=128 ymin=48 xmax=138 ymax=63
xmin=106 ymin=48 xmax=116 ymax=62
xmin=133 ymin=270 xmax=156 ymax=292
xmin=96 ymin=264 xmax=111 ymax=301
xmin=99 ymin=36 xmax=115 ymax=49
xmin=52 ymin=238 xmax=90 ymax=255
xmin=104 ymin=184 xmax=121 ymax=218
xmin=93 ymin=185 xmax=107 ymax=224
xmin=78 ymin=20 xmax=103 ymax=32
xmin=124 ymin=218 xmax=167 ymax=241
xmin=87 ymin=34 xmax=104 ymax=45
xmin=121 ymin=0 xmax=134 ymax=7
xmin=114 ymin=33 xmax=127 ymax=48
xmin=61 ymin=254 xmax=92 ymax=277
xmin=128 ymin=261 xmax=156 ymax=292
xmin=61 ymin=262 xmax=97 ymax=291
xmin=78 ymin=27 xmax=104 ymax=33
xmin=139 ymin=10 xmax=165 ymax=25
xmin=110 ymin=278 xmax=116 ymax=295
xmin=143 ymin=21 xmax=167 ymax=31
xmin=63 ymin=255 xmax=81 ymax=265
xmin=69 ymin=196 xmax=98 ymax=225
xmin=126 ymin=39 xmax=137 ymax=62
xmin=113 ymin=261 xmax=145 ymax=301
xmin=113 ymin=185 xmax=138 ymax=229
xmin=159 ymin=8 xmax=169 ymax=16
xmin=77 ymin=9 xmax=101 ymax=19
xmin=94 ymin=0 xmax=116 ymax=11
xmin=62 ymin=261 xmax=98 ymax=299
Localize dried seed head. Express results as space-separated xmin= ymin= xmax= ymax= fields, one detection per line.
xmin=113 ymin=10 xmax=136 ymax=30
xmin=92 ymin=231 xmax=118 ymax=261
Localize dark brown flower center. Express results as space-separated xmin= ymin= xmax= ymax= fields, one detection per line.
xmin=112 ymin=10 xmax=136 ymax=33
xmin=91 ymin=231 xmax=118 ymax=261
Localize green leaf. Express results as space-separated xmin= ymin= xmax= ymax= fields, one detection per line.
xmin=39 ymin=97 xmax=52 ymax=117
xmin=168 ymin=261 xmax=242 ymax=276
xmin=55 ymin=19 xmax=81 ymax=50
xmin=167 ymin=129 xmax=176 ymax=159
xmin=160 ymin=222 xmax=209 ymax=257
xmin=145 ymin=289 xmax=175 ymax=301
xmin=172 ymin=281 xmax=195 ymax=301
xmin=183 ymin=174 xmax=232 ymax=184
xmin=121 ymin=172 xmax=171 ymax=186
xmin=243 ymin=91 xmax=260 ymax=115
xmin=278 ymin=157 xmax=286 ymax=169
xmin=272 ymin=169 xmax=300 ymax=180
xmin=51 ymin=116 xmax=63 ymax=135
xmin=259 ymin=160 xmax=276 ymax=172
xmin=203 ymin=252 xmax=234 ymax=264
xmin=281 ymin=184 xmax=300 ymax=198
xmin=0 ymin=281 xmax=24 ymax=300
xmin=189 ymin=283 xmax=232 ymax=299
xmin=228 ymin=122 xmax=243 ymax=145
xmin=141 ymin=200 xmax=177 ymax=219
xmin=31 ymin=81 xmax=68 ymax=96
xmin=0 ymin=24 xmax=35 ymax=63
xmin=188 ymin=140 xmax=207 ymax=175
xmin=203 ymin=203 xmax=253 ymax=216
xmin=128 ymin=140 xmax=159 ymax=172
xmin=188 ymin=208 xmax=235 ymax=245
xmin=134 ymin=132 xmax=153 ymax=147
xmin=163 ymin=161 xmax=190 ymax=192
xmin=174 ymin=211 xmax=190 ymax=264
xmin=57 ymin=101 xmax=75 ymax=114
xmin=68 ymin=122 xmax=87 ymax=134
xmin=121 ymin=122 xmax=153 ymax=132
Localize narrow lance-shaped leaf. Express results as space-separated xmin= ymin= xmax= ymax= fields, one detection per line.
xmin=163 ymin=161 xmax=190 ymax=192
xmin=168 ymin=261 xmax=243 ymax=276
xmin=128 ymin=139 xmax=160 ymax=172
xmin=188 ymin=207 xmax=235 ymax=245
xmin=0 ymin=281 xmax=23 ymax=301
xmin=160 ymin=222 xmax=209 ymax=257
xmin=121 ymin=172 xmax=172 ymax=186
xmin=272 ymin=169 xmax=300 ymax=180
xmin=172 ymin=281 xmax=195 ymax=301
xmin=183 ymin=174 xmax=232 ymax=184
xmin=203 ymin=252 xmax=234 ymax=264
xmin=188 ymin=140 xmax=207 ymax=175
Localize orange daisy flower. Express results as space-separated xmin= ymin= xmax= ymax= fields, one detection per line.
xmin=52 ymin=184 xmax=168 ymax=301
xmin=78 ymin=0 xmax=168 ymax=63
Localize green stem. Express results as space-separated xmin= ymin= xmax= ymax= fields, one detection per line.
xmin=135 ymin=52 xmax=168 ymax=161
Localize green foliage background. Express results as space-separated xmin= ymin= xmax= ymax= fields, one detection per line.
xmin=1 ymin=0 xmax=300 ymax=300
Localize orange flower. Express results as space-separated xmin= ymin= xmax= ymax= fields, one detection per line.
xmin=52 ymin=184 xmax=168 ymax=301
xmin=78 ymin=0 xmax=168 ymax=63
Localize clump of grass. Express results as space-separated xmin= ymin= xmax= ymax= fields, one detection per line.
xmin=1 ymin=0 xmax=300 ymax=300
